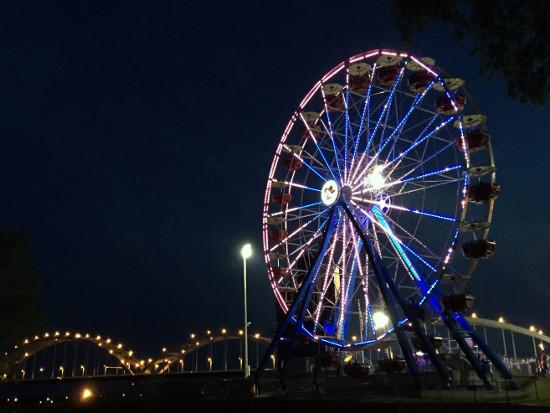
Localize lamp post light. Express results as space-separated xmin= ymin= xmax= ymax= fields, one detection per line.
xmin=498 ymin=316 xmax=508 ymax=355
xmin=530 ymin=326 xmax=538 ymax=357
xmin=241 ymin=243 xmax=252 ymax=378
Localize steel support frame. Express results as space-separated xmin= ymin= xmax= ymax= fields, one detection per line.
xmin=455 ymin=314 xmax=518 ymax=390
xmin=255 ymin=207 xmax=338 ymax=382
xmin=341 ymin=201 xmax=421 ymax=381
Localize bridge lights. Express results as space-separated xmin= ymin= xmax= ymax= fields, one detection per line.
xmin=161 ymin=347 xmax=167 ymax=353
xmin=254 ymin=333 xmax=260 ymax=339
xmin=221 ymin=328 xmax=227 ymax=335
xmin=238 ymin=330 xmax=243 ymax=336
xmin=190 ymin=333 xmax=196 ymax=339
xmin=498 ymin=316 xmax=505 ymax=323
xmin=530 ymin=326 xmax=536 ymax=332
xmin=471 ymin=313 xmax=478 ymax=318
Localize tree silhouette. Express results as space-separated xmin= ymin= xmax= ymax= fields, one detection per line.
xmin=0 ymin=229 xmax=44 ymax=350
xmin=392 ymin=0 xmax=550 ymax=105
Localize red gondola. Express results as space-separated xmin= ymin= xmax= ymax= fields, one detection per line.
xmin=408 ymin=71 xmax=436 ymax=93
xmin=460 ymin=130 xmax=490 ymax=152
xmin=271 ymin=267 xmax=288 ymax=280
xmin=268 ymin=229 xmax=288 ymax=243
xmin=462 ymin=239 xmax=495 ymax=259
xmin=348 ymin=62 xmax=371 ymax=94
xmin=271 ymin=193 xmax=292 ymax=205
xmin=283 ymin=156 xmax=302 ymax=171
xmin=467 ymin=182 xmax=500 ymax=204
xmin=436 ymin=94 xmax=465 ymax=114
xmin=323 ymin=84 xmax=344 ymax=111
xmin=377 ymin=66 xmax=400 ymax=87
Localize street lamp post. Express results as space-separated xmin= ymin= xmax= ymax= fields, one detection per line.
xmin=241 ymin=243 xmax=252 ymax=378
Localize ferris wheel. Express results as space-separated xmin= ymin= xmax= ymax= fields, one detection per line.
xmin=259 ymin=49 xmax=511 ymax=387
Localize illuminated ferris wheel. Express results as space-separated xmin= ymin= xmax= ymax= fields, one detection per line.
xmin=260 ymin=49 xmax=509 ymax=386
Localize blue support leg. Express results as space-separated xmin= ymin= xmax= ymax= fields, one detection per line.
xmin=442 ymin=312 xmax=491 ymax=388
xmin=255 ymin=208 xmax=339 ymax=385
xmin=455 ymin=314 xmax=518 ymax=390
xmin=341 ymin=201 xmax=420 ymax=382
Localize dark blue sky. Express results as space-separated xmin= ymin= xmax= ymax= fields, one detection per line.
xmin=2 ymin=1 xmax=549 ymax=353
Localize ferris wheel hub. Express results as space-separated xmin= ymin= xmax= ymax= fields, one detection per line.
xmin=320 ymin=180 xmax=339 ymax=206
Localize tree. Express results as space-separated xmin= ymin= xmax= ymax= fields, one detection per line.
xmin=0 ymin=229 xmax=44 ymax=350
xmin=392 ymin=0 xmax=550 ymax=105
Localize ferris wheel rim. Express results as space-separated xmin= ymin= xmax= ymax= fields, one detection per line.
xmin=262 ymin=49 xmax=495 ymax=348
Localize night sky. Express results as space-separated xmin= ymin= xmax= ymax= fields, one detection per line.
xmin=2 ymin=2 xmax=549 ymax=353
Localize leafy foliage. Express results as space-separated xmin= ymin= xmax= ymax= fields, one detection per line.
xmin=0 ymin=229 xmax=44 ymax=350
xmin=393 ymin=0 xmax=550 ymax=105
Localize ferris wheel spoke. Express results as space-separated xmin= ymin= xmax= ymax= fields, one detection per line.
xmin=270 ymin=201 xmax=323 ymax=217
xmin=386 ymin=178 xmax=462 ymax=199
xmin=385 ymin=115 xmax=456 ymax=169
xmin=377 ymin=80 xmax=438 ymax=166
xmin=348 ymin=64 xmax=377 ymax=184
xmin=343 ymin=83 xmax=350 ymax=179
xmin=319 ymin=89 xmax=344 ymax=181
xmin=365 ymin=69 xmax=405 ymax=154
xmin=347 ymin=220 xmax=371 ymax=337
xmin=312 ymin=224 xmax=340 ymax=333
xmin=348 ymin=69 xmax=405 ymax=185
xmin=387 ymin=138 xmax=456 ymax=180
xmin=390 ymin=141 xmax=458 ymax=183
xmin=270 ymin=207 xmax=330 ymax=252
xmin=282 ymin=144 xmax=328 ymax=182
xmin=399 ymin=164 xmax=462 ymax=184
xmin=298 ymin=113 xmax=339 ymax=182
xmin=271 ymin=179 xmax=322 ymax=193
xmin=371 ymin=207 xmax=431 ymax=294
xmin=352 ymin=163 xmax=462 ymax=196
xmin=370 ymin=207 xmax=438 ymax=274
xmin=352 ymin=196 xmax=456 ymax=223
xmin=370 ymin=208 xmax=439 ymax=259
xmin=284 ymin=211 xmax=337 ymax=278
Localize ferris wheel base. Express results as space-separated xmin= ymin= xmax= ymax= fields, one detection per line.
xmin=255 ymin=202 xmax=517 ymax=392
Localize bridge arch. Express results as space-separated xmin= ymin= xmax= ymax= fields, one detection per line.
xmin=151 ymin=332 xmax=272 ymax=374
xmin=0 ymin=330 xmax=145 ymax=380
